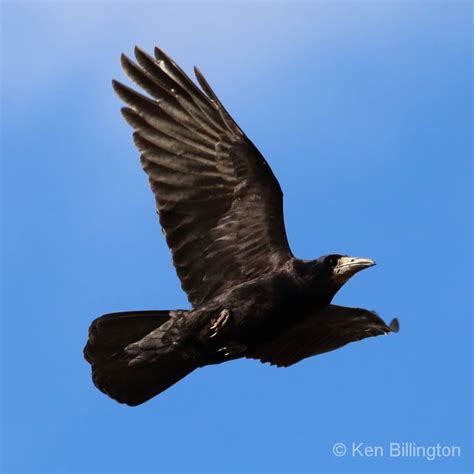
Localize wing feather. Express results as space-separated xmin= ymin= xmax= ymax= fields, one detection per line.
xmin=249 ymin=305 xmax=399 ymax=367
xmin=114 ymin=46 xmax=293 ymax=306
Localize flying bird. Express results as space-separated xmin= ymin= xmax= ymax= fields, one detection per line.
xmin=84 ymin=46 xmax=399 ymax=406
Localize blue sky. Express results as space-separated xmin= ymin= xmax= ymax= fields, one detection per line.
xmin=1 ymin=1 xmax=472 ymax=473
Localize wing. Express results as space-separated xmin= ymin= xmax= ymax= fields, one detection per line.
xmin=249 ymin=305 xmax=399 ymax=367
xmin=113 ymin=47 xmax=293 ymax=307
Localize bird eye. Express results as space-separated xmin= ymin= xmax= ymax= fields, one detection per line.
xmin=328 ymin=256 xmax=339 ymax=268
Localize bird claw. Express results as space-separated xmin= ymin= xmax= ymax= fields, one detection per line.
xmin=217 ymin=342 xmax=247 ymax=357
xmin=217 ymin=347 xmax=231 ymax=357
xmin=209 ymin=309 xmax=230 ymax=338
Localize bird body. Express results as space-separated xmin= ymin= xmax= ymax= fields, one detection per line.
xmin=126 ymin=259 xmax=330 ymax=365
xmin=84 ymin=46 xmax=399 ymax=406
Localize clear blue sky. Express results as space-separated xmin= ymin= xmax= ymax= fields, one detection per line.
xmin=1 ymin=1 xmax=472 ymax=473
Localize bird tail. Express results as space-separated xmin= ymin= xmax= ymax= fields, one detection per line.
xmin=84 ymin=310 xmax=197 ymax=406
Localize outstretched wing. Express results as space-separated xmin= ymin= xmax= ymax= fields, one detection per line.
xmin=249 ymin=305 xmax=399 ymax=367
xmin=113 ymin=47 xmax=293 ymax=307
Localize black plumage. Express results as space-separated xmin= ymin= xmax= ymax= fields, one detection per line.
xmin=84 ymin=46 xmax=398 ymax=406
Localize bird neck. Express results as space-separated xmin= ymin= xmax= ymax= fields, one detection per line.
xmin=291 ymin=258 xmax=340 ymax=307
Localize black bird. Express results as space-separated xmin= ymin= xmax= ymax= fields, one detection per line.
xmin=84 ymin=46 xmax=399 ymax=406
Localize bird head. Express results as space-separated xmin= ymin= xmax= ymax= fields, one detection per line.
xmin=323 ymin=254 xmax=376 ymax=286
xmin=296 ymin=254 xmax=376 ymax=300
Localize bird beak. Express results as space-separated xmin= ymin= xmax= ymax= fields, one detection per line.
xmin=333 ymin=256 xmax=376 ymax=282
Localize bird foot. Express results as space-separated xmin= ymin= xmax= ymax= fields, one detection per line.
xmin=217 ymin=342 xmax=247 ymax=357
xmin=209 ymin=309 xmax=231 ymax=338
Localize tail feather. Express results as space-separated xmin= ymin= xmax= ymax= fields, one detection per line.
xmin=84 ymin=310 xmax=197 ymax=406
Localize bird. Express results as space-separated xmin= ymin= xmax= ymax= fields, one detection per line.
xmin=84 ymin=46 xmax=399 ymax=406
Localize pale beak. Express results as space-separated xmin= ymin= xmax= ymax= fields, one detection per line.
xmin=333 ymin=256 xmax=376 ymax=282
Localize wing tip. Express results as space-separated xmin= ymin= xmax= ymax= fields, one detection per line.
xmin=111 ymin=78 xmax=121 ymax=93
xmin=389 ymin=318 xmax=400 ymax=333
xmin=112 ymin=77 xmax=124 ymax=88
xmin=120 ymin=52 xmax=136 ymax=73
xmin=120 ymin=107 xmax=139 ymax=127
xmin=193 ymin=66 xmax=209 ymax=92
xmin=154 ymin=46 xmax=168 ymax=62
xmin=193 ymin=65 xmax=202 ymax=79
xmin=134 ymin=45 xmax=153 ymax=64
xmin=111 ymin=79 xmax=129 ymax=100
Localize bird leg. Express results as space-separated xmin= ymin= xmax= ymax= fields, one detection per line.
xmin=209 ymin=308 xmax=231 ymax=338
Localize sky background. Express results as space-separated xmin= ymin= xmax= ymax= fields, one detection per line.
xmin=1 ymin=1 xmax=472 ymax=473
